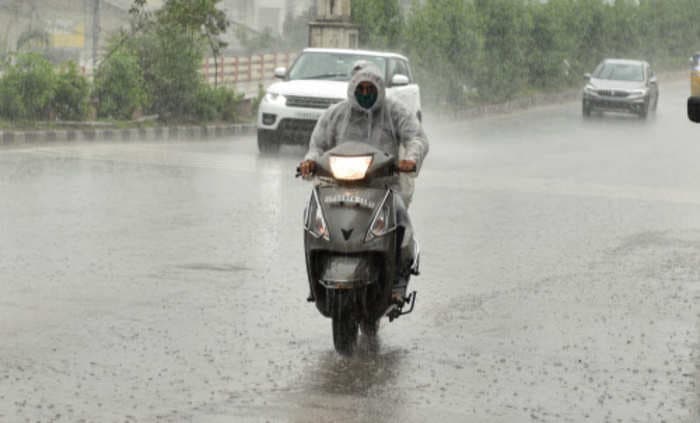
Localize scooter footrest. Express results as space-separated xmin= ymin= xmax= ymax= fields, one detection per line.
xmin=388 ymin=291 xmax=417 ymax=321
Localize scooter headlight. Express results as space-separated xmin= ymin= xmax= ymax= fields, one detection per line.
xmin=329 ymin=155 xmax=372 ymax=181
xmin=365 ymin=193 xmax=395 ymax=242
xmin=306 ymin=190 xmax=329 ymax=241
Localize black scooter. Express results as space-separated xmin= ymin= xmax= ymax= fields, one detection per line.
xmin=298 ymin=142 xmax=419 ymax=355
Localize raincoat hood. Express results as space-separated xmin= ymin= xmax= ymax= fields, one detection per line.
xmin=347 ymin=64 xmax=386 ymax=113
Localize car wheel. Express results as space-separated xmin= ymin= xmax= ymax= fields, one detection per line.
xmin=652 ymin=94 xmax=659 ymax=111
xmin=638 ymin=102 xmax=649 ymax=120
xmin=257 ymin=129 xmax=280 ymax=154
xmin=582 ymin=102 xmax=592 ymax=118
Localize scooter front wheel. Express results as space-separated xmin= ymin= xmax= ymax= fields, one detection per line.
xmin=331 ymin=292 xmax=359 ymax=356
xmin=359 ymin=318 xmax=379 ymax=337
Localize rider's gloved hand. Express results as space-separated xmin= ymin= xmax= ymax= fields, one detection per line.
xmin=299 ymin=160 xmax=316 ymax=177
xmin=398 ymin=160 xmax=417 ymax=173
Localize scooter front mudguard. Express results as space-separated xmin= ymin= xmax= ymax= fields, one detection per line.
xmin=304 ymin=186 xmax=398 ymax=319
xmin=317 ymin=254 xmax=376 ymax=289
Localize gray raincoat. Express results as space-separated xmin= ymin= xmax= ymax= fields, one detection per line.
xmin=304 ymin=64 xmax=429 ymax=205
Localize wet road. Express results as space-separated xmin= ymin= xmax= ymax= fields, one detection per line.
xmin=2 ymin=79 xmax=699 ymax=422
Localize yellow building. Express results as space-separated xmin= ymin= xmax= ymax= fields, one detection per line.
xmin=0 ymin=0 xmax=130 ymax=58
xmin=50 ymin=22 xmax=86 ymax=49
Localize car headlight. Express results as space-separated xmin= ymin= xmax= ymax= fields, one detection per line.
xmin=264 ymin=92 xmax=286 ymax=104
xmin=306 ymin=190 xmax=329 ymax=241
xmin=628 ymin=89 xmax=647 ymax=97
xmin=583 ymin=84 xmax=596 ymax=94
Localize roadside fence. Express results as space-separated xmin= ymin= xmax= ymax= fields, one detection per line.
xmin=202 ymin=52 xmax=298 ymax=87
xmin=80 ymin=52 xmax=297 ymax=99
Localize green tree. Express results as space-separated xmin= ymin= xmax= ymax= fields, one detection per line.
xmin=157 ymin=0 xmax=228 ymax=41
xmin=404 ymin=0 xmax=481 ymax=105
xmin=52 ymin=62 xmax=90 ymax=121
xmin=395 ymin=0 xmax=700 ymax=107
xmin=94 ymin=50 xmax=147 ymax=119
xmin=473 ymin=0 xmax=531 ymax=101
xmin=137 ymin=25 xmax=204 ymax=120
xmin=157 ymin=0 xmax=229 ymax=76
xmin=352 ymin=0 xmax=403 ymax=49
xmin=122 ymin=0 xmax=242 ymax=121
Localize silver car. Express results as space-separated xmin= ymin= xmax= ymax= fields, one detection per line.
xmin=582 ymin=59 xmax=659 ymax=119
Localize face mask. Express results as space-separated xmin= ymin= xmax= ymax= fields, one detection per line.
xmin=355 ymin=84 xmax=378 ymax=109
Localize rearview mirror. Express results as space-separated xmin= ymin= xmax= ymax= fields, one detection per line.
xmin=584 ymin=73 xmax=591 ymax=81
xmin=391 ymin=74 xmax=410 ymax=87
xmin=649 ymin=75 xmax=657 ymax=85
xmin=274 ymin=67 xmax=287 ymax=79
xmin=688 ymin=96 xmax=700 ymax=123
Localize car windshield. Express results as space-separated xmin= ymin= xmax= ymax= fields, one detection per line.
xmin=593 ymin=62 xmax=644 ymax=81
xmin=288 ymin=52 xmax=387 ymax=81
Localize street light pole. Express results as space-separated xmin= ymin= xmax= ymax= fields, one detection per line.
xmin=92 ymin=0 xmax=100 ymax=70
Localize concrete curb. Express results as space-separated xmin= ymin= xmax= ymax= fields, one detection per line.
xmin=0 ymin=123 xmax=257 ymax=147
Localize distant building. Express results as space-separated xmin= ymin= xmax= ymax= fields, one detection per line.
xmin=0 ymin=0 xmax=133 ymax=65
xmin=225 ymin=0 xmax=313 ymax=35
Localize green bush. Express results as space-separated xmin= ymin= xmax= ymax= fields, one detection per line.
xmin=193 ymin=85 xmax=244 ymax=122
xmin=53 ymin=62 xmax=90 ymax=121
xmin=0 ymin=53 xmax=56 ymax=120
xmin=94 ymin=50 xmax=147 ymax=120
xmin=0 ymin=77 xmax=24 ymax=121
xmin=121 ymin=26 xmax=206 ymax=121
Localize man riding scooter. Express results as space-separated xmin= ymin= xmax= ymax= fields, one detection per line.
xmin=299 ymin=61 xmax=429 ymax=298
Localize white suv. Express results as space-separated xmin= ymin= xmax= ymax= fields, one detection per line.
xmin=256 ymin=48 xmax=422 ymax=153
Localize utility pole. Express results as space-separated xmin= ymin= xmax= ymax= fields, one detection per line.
xmin=286 ymin=0 xmax=296 ymax=16
xmin=92 ymin=0 xmax=100 ymax=70
xmin=308 ymin=0 xmax=358 ymax=48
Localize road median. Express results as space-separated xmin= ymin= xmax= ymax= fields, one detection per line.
xmin=0 ymin=123 xmax=257 ymax=146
